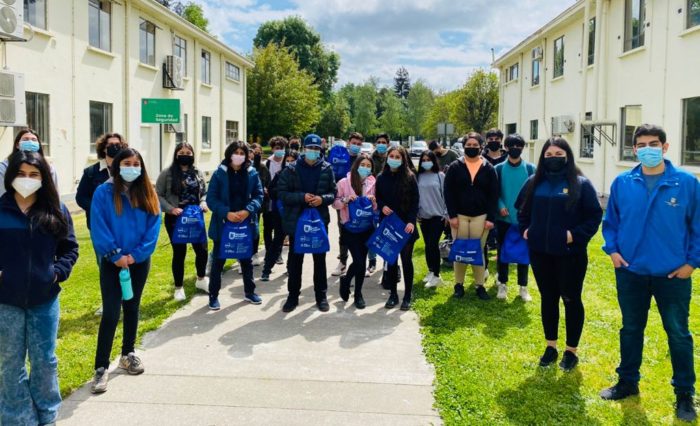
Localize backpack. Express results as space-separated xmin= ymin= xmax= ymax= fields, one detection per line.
xmin=328 ymin=145 xmax=351 ymax=180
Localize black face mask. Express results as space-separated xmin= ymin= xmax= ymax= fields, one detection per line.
xmin=508 ymin=147 xmax=523 ymax=159
xmin=290 ymin=143 xmax=300 ymax=151
xmin=176 ymin=155 xmax=194 ymax=167
xmin=487 ymin=142 xmax=501 ymax=152
xmin=543 ymin=157 xmax=567 ymax=172
xmin=465 ymin=147 xmax=481 ymax=158
xmin=253 ymin=154 xmax=262 ymax=167
xmin=106 ymin=144 xmax=122 ymax=158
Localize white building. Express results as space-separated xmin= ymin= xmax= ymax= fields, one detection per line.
xmin=1 ymin=0 xmax=252 ymax=197
xmin=493 ymin=0 xmax=700 ymax=195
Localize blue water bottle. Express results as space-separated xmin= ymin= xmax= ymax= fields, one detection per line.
xmin=119 ymin=268 xmax=133 ymax=301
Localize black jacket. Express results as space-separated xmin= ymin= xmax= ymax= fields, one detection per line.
xmin=76 ymin=162 xmax=110 ymax=229
xmin=443 ymin=157 xmax=500 ymax=222
xmin=376 ymin=170 xmax=419 ymax=226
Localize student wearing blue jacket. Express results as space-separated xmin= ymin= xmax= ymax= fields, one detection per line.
xmin=89 ymin=148 xmax=161 ymax=394
xmin=599 ymin=124 xmax=700 ymax=422
xmin=206 ymin=141 xmax=264 ymax=311
xmin=0 ymin=151 xmax=79 ymax=426
xmin=517 ymin=137 xmax=602 ymax=372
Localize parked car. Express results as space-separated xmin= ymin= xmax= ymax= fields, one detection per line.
xmin=410 ymin=140 xmax=428 ymax=157
xmin=361 ymin=142 xmax=374 ymax=155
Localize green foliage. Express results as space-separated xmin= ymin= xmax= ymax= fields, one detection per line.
xmin=347 ymin=80 xmax=379 ymax=136
xmin=181 ymin=2 xmax=209 ymax=32
xmin=247 ymin=43 xmax=321 ymax=143
xmin=254 ymin=16 xmax=340 ymax=100
xmin=378 ymin=90 xmax=406 ymax=139
xmin=317 ymin=92 xmax=351 ymax=139
xmin=454 ymin=69 xmax=499 ymax=134
xmin=405 ymin=80 xmax=434 ymax=138
xmin=394 ymin=66 xmax=411 ymax=100
xmin=422 ymin=91 xmax=461 ymax=140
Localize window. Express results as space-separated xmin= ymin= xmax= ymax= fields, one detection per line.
xmin=587 ymin=18 xmax=596 ymax=66
xmin=624 ymin=0 xmax=646 ymax=51
xmin=226 ymin=120 xmax=239 ymax=144
xmin=620 ymin=105 xmax=642 ymax=161
xmin=25 ymin=92 xmax=50 ymax=156
xmin=505 ymin=63 xmax=519 ymax=83
xmin=506 ymin=123 xmax=517 ymax=135
xmin=201 ymin=50 xmax=211 ymax=84
xmin=530 ymin=120 xmax=538 ymax=140
xmin=683 ymin=97 xmax=700 ymax=166
xmin=89 ymin=0 xmax=111 ymax=51
xmin=24 ymin=0 xmax=47 ymax=29
xmin=89 ymin=101 xmax=112 ymax=154
xmin=176 ymin=113 xmax=188 ymax=143
xmin=580 ymin=112 xmax=594 ymax=159
xmin=531 ymin=48 xmax=541 ymax=86
xmin=689 ymin=0 xmax=700 ymax=29
xmin=226 ymin=62 xmax=241 ymax=81
xmin=202 ymin=116 xmax=211 ymax=149
xmin=139 ymin=19 xmax=156 ymax=66
xmin=173 ymin=36 xmax=187 ymax=76
xmin=553 ymin=36 xmax=564 ymax=78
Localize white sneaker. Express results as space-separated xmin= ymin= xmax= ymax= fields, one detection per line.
xmin=423 ymin=272 xmax=435 ymax=283
xmin=496 ymin=282 xmax=508 ymax=300
xmin=425 ymin=275 xmax=442 ymax=289
xmin=519 ymin=286 xmax=532 ymax=302
xmin=331 ymin=262 xmax=346 ymax=277
xmin=195 ymin=277 xmax=210 ymax=293
xmin=251 ymin=254 xmax=262 ymax=266
xmin=174 ymin=287 xmax=186 ymax=301
xmin=237 ymin=263 xmax=242 ymax=274
xmin=484 ymin=269 xmax=490 ymax=281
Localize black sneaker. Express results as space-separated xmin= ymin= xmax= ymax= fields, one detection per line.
xmin=354 ymin=294 xmax=366 ymax=310
xmin=559 ymin=350 xmax=579 ymax=372
xmin=317 ymin=299 xmax=330 ymax=312
xmin=599 ymin=380 xmax=640 ymax=400
xmin=282 ymin=297 xmax=298 ymax=313
xmin=260 ymin=272 xmax=270 ymax=282
xmin=539 ymin=346 xmax=558 ymax=367
xmin=453 ymin=284 xmax=465 ymax=299
xmin=339 ymin=276 xmax=350 ymax=302
xmin=676 ymin=392 xmax=697 ymax=422
xmin=400 ymin=299 xmax=411 ymax=311
xmin=385 ymin=293 xmax=399 ymax=309
xmin=475 ymin=285 xmax=490 ymax=300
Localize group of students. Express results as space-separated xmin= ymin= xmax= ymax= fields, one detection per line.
xmin=0 ymin=121 xmax=697 ymax=424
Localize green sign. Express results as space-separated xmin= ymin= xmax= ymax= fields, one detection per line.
xmin=141 ymin=98 xmax=181 ymax=124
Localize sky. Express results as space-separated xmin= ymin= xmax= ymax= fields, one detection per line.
xmin=199 ymin=0 xmax=577 ymax=92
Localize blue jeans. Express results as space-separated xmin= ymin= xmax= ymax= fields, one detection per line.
xmin=615 ymin=268 xmax=695 ymax=394
xmin=0 ymin=298 xmax=61 ymax=425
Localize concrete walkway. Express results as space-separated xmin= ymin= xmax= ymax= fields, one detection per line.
xmin=58 ymin=215 xmax=440 ymax=425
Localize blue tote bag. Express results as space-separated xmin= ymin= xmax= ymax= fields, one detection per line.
xmin=293 ymin=208 xmax=331 ymax=254
xmin=448 ymin=238 xmax=484 ymax=266
xmin=366 ymin=213 xmax=410 ymax=265
xmin=219 ymin=219 xmax=254 ymax=259
xmin=172 ymin=205 xmax=207 ymax=244
xmin=344 ymin=197 xmax=375 ymax=233
xmin=500 ymin=225 xmax=530 ymax=265
xmin=328 ymin=145 xmax=351 ymax=179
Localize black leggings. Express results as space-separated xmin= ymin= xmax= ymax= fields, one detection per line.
xmin=164 ymin=214 xmax=208 ymax=287
xmin=386 ymin=239 xmax=416 ymax=301
xmin=95 ymin=259 xmax=150 ymax=369
xmin=530 ymin=250 xmax=588 ymax=348
xmin=262 ymin=210 xmax=286 ymax=275
xmin=342 ymin=228 xmax=373 ymax=297
xmin=420 ymin=217 xmax=443 ymax=277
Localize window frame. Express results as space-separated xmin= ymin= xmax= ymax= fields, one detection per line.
xmin=587 ymin=17 xmax=596 ymax=66
xmin=531 ymin=52 xmax=541 ymax=86
xmin=25 ymin=92 xmax=50 ymax=156
xmin=530 ymin=119 xmax=538 ymax=140
xmin=139 ymin=19 xmax=156 ymax=66
xmin=624 ymin=0 xmax=646 ymax=52
xmin=225 ymin=62 xmax=241 ymax=82
xmin=202 ymin=116 xmax=212 ymax=149
xmin=88 ymin=0 xmax=112 ymax=52
xmin=201 ymin=50 xmax=211 ymax=85
xmin=225 ymin=120 xmax=239 ymax=144
xmin=553 ymin=36 xmax=565 ymax=78
xmin=173 ymin=35 xmax=188 ymax=77
xmin=620 ymin=105 xmax=642 ymax=161
xmin=505 ymin=63 xmax=519 ymax=83
xmin=89 ymin=101 xmax=113 ymax=155
xmin=682 ymin=96 xmax=700 ymax=166
xmin=24 ymin=0 xmax=47 ymax=30
xmin=505 ymin=123 xmax=517 ymax=135
xmin=689 ymin=0 xmax=700 ymax=29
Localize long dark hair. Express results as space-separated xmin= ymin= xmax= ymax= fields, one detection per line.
xmin=350 ymin=153 xmax=373 ymax=196
xmin=224 ymin=141 xmax=251 ymax=170
xmin=418 ymin=150 xmax=440 ymax=174
xmin=382 ymin=146 xmax=416 ymax=213
xmin=110 ymin=148 xmax=160 ymax=215
xmin=4 ymin=151 xmax=69 ymax=238
xmin=520 ymin=137 xmax=583 ymax=211
xmin=169 ymin=142 xmax=197 ymax=196
xmin=12 ymin=128 xmax=46 ymax=158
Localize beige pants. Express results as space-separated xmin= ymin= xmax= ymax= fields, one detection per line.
xmin=451 ymin=214 xmax=489 ymax=286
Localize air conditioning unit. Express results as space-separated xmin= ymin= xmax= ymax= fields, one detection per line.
xmin=164 ymin=122 xmax=183 ymax=133
xmin=532 ymin=46 xmax=543 ymax=60
xmin=0 ymin=71 xmax=26 ymax=126
xmin=0 ymin=0 xmax=25 ymax=41
xmin=163 ymin=55 xmax=184 ymax=90
xmin=552 ymin=115 xmax=575 ymax=134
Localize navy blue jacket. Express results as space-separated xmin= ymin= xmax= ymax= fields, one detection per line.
xmin=517 ymin=174 xmax=602 ymax=256
xmin=207 ymin=164 xmax=263 ymax=242
xmin=0 ymin=194 xmax=79 ymax=308
xmin=76 ymin=162 xmax=110 ymax=230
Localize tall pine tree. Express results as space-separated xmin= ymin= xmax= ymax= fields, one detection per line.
xmin=394 ymin=67 xmax=411 ymax=100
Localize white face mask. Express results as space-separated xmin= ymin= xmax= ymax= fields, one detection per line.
xmin=12 ymin=177 xmax=42 ymax=198
xmin=231 ymin=154 xmax=246 ymax=166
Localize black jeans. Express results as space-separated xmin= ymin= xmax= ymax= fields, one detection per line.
xmin=164 ymin=214 xmax=208 ymax=287
xmin=342 ymin=228 xmax=373 ymax=297
xmin=95 ymin=259 xmax=151 ymax=370
xmin=287 ymin=234 xmax=328 ymax=302
xmin=530 ymin=250 xmax=588 ymax=348
xmin=252 ymin=213 xmax=262 ymax=255
xmin=386 ymin=240 xmax=416 ymax=301
xmin=336 ymin=210 xmax=349 ymax=264
xmin=420 ymin=217 xmax=444 ymax=276
xmin=209 ymin=241 xmax=255 ymax=298
xmin=262 ymin=210 xmax=286 ymax=275
xmin=495 ymin=221 xmax=528 ymax=286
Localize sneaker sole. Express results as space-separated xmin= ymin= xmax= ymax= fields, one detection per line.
xmin=91 ymin=387 xmax=108 ymax=394
xmin=209 ymin=305 xmax=221 ymax=311
xmin=121 ymin=367 xmax=145 ymax=376
xmin=245 ymin=298 xmax=263 ymax=305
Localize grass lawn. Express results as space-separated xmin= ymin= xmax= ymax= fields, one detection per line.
xmin=411 ymin=232 xmax=700 ymax=425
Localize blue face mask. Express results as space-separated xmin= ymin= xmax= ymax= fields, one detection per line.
xmin=421 ymin=161 xmax=434 ymax=171
xmin=349 ymin=144 xmax=361 ymax=155
xmin=387 ymin=158 xmax=402 ymax=169
xmin=19 ymin=140 xmax=41 ymax=152
xmin=358 ymin=166 xmax=372 ymax=178
xmin=375 ymin=143 xmax=387 ymax=154
xmin=305 ymin=149 xmax=320 ymax=161
xmin=273 ymin=149 xmax=285 ymax=158
xmin=120 ymin=166 xmax=142 ymax=182
xmin=636 ymin=146 xmax=664 ymax=168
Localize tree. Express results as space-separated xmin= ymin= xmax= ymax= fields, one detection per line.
xmin=454 ymin=69 xmax=499 ymax=134
xmin=351 ymin=80 xmax=378 ymax=136
xmin=254 ymin=17 xmax=340 ymax=100
xmin=247 ymin=43 xmax=321 ymax=143
xmin=379 ymin=91 xmax=406 ymax=139
xmin=422 ymin=91 xmax=461 ymax=140
xmin=394 ymin=67 xmax=411 ymax=100
xmin=317 ymin=93 xmax=351 ymax=139
xmin=181 ymin=2 xmax=209 ymax=32
xmin=405 ymin=80 xmax=434 ymax=138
